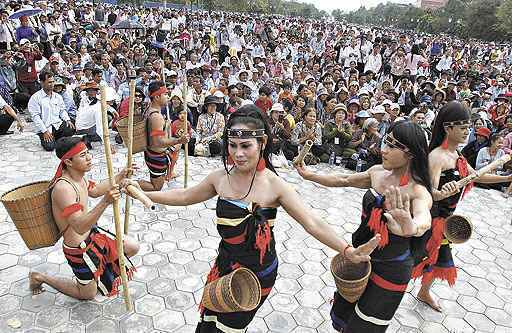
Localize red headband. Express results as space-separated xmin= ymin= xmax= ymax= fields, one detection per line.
xmin=51 ymin=142 xmax=88 ymax=183
xmin=149 ymin=86 xmax=168 ymax=97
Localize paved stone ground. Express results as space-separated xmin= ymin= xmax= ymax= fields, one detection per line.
xmin=1 ymin=122 xmax=512 ymax=333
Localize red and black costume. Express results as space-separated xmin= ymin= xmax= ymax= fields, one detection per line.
xmin=331 ymin=186 xmax=414 ymax=332
xmin=412 ymin=155 xmax=472 ymax=286
xmin=196 ymin=198 xmax=278 ymax=332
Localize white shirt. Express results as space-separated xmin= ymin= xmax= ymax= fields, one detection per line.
xmin=75 ymin=100 xmax=103 ymax=138
xmin=28 ymin=89 xmax=69 ymax=133
xmin=364 ymin=52 xmax=382 ymax=74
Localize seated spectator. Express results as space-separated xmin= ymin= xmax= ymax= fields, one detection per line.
xmin=475 ymin=134 xmax=510 ymax=192
xmin=467 ymin=116 xmax=486 ymax=144
xmin=74 ymin=82 xmax=103 ymax=148
xmin=347 ymin=118 xmax=382 ymax=170
xmin=195 ymin=95 xmax=225 ymax=157
xmin=0 ymin=93 xmax=23 ymax=135
xmin=462 ymin=126 xmax=490 ymax=168
xmin=255 ymin=85 xmax=272 ymax=114
xmin=28 ymin=71 xmax=75 ymax=151
xmin=268 ymin=103 xmax=293 ymax=160
xmin=53 ymin=76 xmax=77 ymax=121
xmin=291 ymin=107 xmax=327 ymax=165
xmin=322 ymin=104 xmax=353 ymax=159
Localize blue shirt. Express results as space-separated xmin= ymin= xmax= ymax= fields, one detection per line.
xmin=15 ymin=26 xmax=37 ymax=42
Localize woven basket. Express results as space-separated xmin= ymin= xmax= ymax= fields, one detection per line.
xmin=117 ymin=114 xmax=147 ymax=154
xmin=1 ymin=181 xmax=61 ymax=250
xmin=330 ymin=254 xmax=371 ymax=303
xmin=444 ymin=214 xmax=473 ymax=244
xmin=201 ymin=267 xmax=261 ymax=313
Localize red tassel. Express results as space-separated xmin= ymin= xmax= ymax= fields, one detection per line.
xmin=256 ymin=158 xmax=266 ymax=171
xmin=399 ymin=173 xmax=409 ymax=186
xmin=227 ymin=156 xmax=234 ymax=165
xmin=431 ymin=266 xmax=457 ymax=286
xmin=206 ymin=265 xmax=220 ymax=283
xmin=254 ymin=222 xmax=271 ymax=265
xmin=367 ymin=208 xmax=388 ymax=248
xmin=425 ymin=217 xmax=445 ymax=267
xmin=441 ymin=137 xmax=449 ymax=149
xmin=457 ymin=157 xmax=474 ymax=199
xmin=411 ymin=261 xmax=428 ymax=280
xmin=199 ymin=265 xmax=221 ymax=314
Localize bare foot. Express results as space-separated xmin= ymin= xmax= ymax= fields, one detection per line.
xmin=29 ymin=272 xmax=45 ymax=295
xmin=417 ymin=290 xmax=442 ymax=312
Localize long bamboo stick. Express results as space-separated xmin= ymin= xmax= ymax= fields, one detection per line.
xmin=124 ymin=81 xmax=136 ymax=235
xmin=100 ymin=86 xmax=133 ymax=311
xmin=182 ymin=74 xmax=189 ymax=188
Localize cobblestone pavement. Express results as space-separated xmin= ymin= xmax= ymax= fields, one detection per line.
xmin=1 ymin=124 xmax=512 ymax=333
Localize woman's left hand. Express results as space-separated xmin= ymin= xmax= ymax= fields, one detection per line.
xmin=345 ymin=234 xmax=381 ymax=263
xmin=383 ymin=186 xmax=416 ymax=236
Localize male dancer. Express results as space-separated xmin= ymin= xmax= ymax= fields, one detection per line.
xmin=141 ymin=81 xmax=188 ymax=191
xmin=29 ymin=136 xmax=139 ymax=299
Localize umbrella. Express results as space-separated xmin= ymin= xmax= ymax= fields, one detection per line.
xmin=9 ymin=7 xmax=43 ymax=20
xmin=112 ymin=20 xmax=144 ymax=30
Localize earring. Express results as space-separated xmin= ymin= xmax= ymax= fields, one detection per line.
xmin=256 ymin=158 xmax=266 ymax=171
xmin=399 ymin=173 xmax=409 ymax=186
xmin=441 ymin=136 xmax=449 ymax=149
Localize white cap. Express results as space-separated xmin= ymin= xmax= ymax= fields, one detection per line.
xmin=19 ymin=39 xmax=31 ymax=46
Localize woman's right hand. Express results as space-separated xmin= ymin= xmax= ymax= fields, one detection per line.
xmin=295 ymin=162 xmax=313 ymax=180
xmin=440 ymin=180 xmax=459 ymax=199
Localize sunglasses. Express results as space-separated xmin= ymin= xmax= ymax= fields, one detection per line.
xmin=135 ymin=95 xmax=143 ymax=98
xmin=383 ymin=134 xmax=410 ymax=154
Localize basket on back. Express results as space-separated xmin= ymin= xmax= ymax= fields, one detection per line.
xmin=201 ymin=267 xmax=261 ymax=313
xmin=1 ymin=181 xmax=63 ymax=250
xmin=330 ymin=254 xmax=371 ymax=303
xmin=444 ymin=214 xmax=473 ymax=244
xmin=117 ymin=114 xmax=147 ymax=154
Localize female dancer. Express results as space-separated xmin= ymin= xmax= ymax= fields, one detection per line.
xmin=413 ymin=101 xmax=512 ymax=311
xmin=297 ymin=120 xmax=433 ymax=332
xmin=123 ymin=105 xmax=380 ymax=333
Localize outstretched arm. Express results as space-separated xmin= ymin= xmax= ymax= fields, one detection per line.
xmin=123 ymin=171 xmax=218 ymax=206
xmin=467 ymin=162 xmax=512 ymax=184
xmin=277 ymin=178 xmax=379 ymax=263
xmin=295 ymin=163 xmax=372 ymax=189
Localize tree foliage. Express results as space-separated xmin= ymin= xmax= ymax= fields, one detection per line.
xmin=338 ymin=0 xmax=506 ymax=41
xmin=119 ymin=0 xmax=325 ymax=18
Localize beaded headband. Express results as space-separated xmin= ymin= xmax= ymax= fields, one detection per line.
xmin=443 ymin=119 xmax=471 ymax=127
xmin=227 ymin=129 xmax=266 ymax=139
xmin=383 ymin=134 xmax=410 ymax=154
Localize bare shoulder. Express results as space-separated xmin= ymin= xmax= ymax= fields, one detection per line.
xmin=51 ymin=181 xmax=78 ymax=206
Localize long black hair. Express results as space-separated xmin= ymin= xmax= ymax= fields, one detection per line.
xmin=430 ymin=101 xmax=470 ymax=151
xmin=388 ymin=120 xmax=432 ymax=193
xmin=222 ymin=104 xmax=276 ymax=175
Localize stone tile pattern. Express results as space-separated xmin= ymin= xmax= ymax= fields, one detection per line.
xmin=1 ymin=126 xmax=512 ymax=332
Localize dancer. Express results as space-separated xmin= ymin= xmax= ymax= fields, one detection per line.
xmin=296 ymin=120 xmax=433 ymax=332
xmin=412 ymin=101 xmax=512 ymax=311
xmin=122 ymin=105 xmax=380 ymax=333
xmin=141 ymin=81 xmax=189 ymax=191
xmin=29 ymin=136 xmax=139 ymax=299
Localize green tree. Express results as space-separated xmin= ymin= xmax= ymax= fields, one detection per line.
xmin=497 ymin=0 xmax=512 ymax=37
xmin=463 ymin=0 xmax=501 ymax=40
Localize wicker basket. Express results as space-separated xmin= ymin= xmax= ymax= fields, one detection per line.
xmin=1 ymin=181 xmax=61 ymax=250
xmin=330 ymin=254 xmax=371 ymax=303
xmin=444 ymin=214 xmax=473 ymax=244
xmin=117 ymin=114 xmax=147 ymax=154
xmin=201 ymin=267 xmax=261 ymax=313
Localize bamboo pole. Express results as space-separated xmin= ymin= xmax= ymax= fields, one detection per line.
xmin=124 ymin=81 xmax=136 ymax=235
xmin=100 ymin=86 xmax=133 ymax=311
xmin=182 ymin=74 xmax=189 ymax=188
